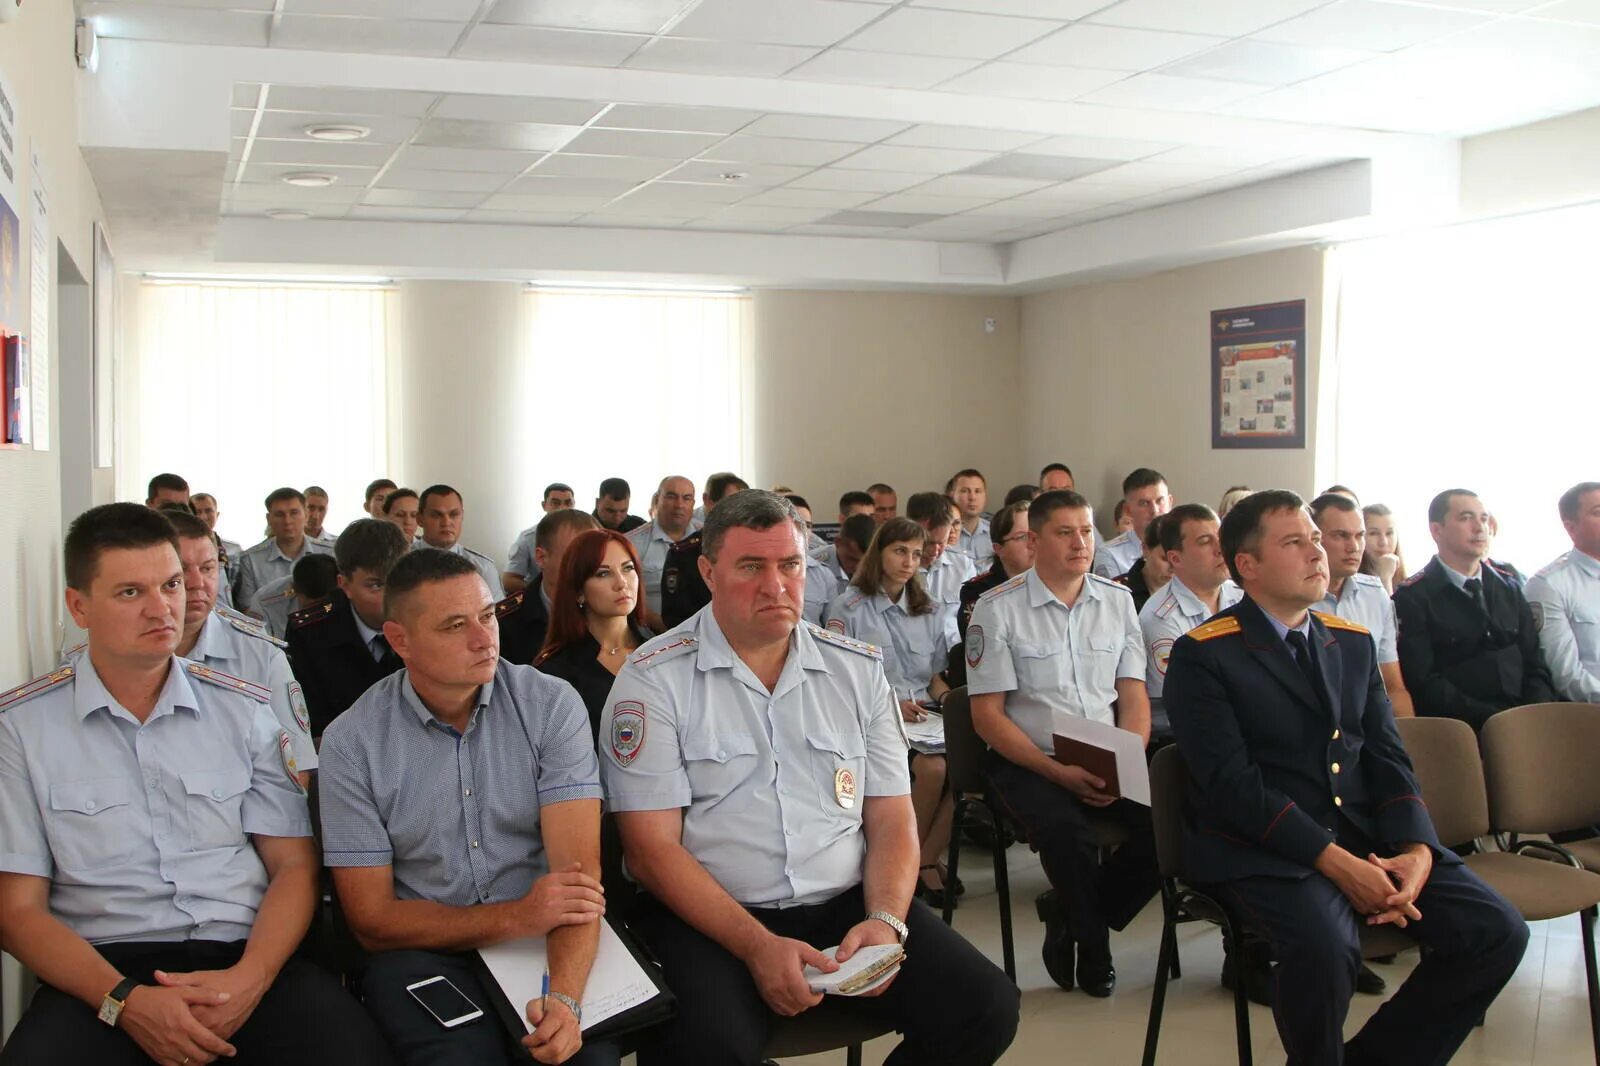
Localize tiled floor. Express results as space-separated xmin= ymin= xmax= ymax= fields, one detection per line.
xmin=775 ymin=844 xmax=1598 ymax=1065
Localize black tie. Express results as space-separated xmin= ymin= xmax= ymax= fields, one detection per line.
xmin=1285 ymin=630 xmax=1329 ymax=710
xmin=370 ymin=634 xmax=391 ymax=664
xmin=1463 ymin=577 xmax=1485 ymax=612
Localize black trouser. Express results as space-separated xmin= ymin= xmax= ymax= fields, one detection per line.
xmin=361 ymin=949 xmax=620 ymax=1066
xmin=1213 ymin=861 xmax=1527 ymax=1066
xmin=986 ymin=751 xmax=1161 ymax=944
xmin=0 ymin=940 xmax=392 ymax=1066
xmin=632 ymin=886 xmax=1018 ymax=1066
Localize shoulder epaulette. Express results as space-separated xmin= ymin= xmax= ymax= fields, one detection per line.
xmin=185 ymin=662 xmax=271 ymax=703
xmin=215 ymin=604 xmax=265 ymax=629
xmin=228 ymin=614 xmax=287 ymax=647
xmin=1155 ymin=592 xmax=1178 ymax=619
xmin=628 ymin=636 xmax=698 ymax=669
xmin=965 ymin=567 xmax=995 ymax=587
xmin=61 ymin=640 xmax=88 ymax=661
xmin=1350 ymin=573 xmax=1385 ymax=589
xmin=1398 ymin=569 xmax=1427 ymax=588
xmin=495 ymin=590 xmax=526 ymax=618
xmin=1312 ymin=610 xmax=1369 ymax=635
xmin=806 ymin=622 xmax=883 ymax=661
xmin=288 ymin=596 xmax=335 ymax=629
xmin=1187 ymin=616 xmax=1241 ymax=642
xmin=1087 ymin=572 xmax=1126 ymax=592
xmin=978 ymin=573 xmax=1028 ymax=602
xmin=668 ymin=531 xmax=703 ymax=554
xmin=0 ymin=666 xmax=75 ymax=712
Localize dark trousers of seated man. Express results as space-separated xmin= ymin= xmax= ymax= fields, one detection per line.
xmin=361 ymin=949 xmax=621 ymax=1066
xmin=985 ymin=752 xmax=1161 ymax=945
xmin=632 ymin=885 xmax=1019 ymax=1066
xmin=0 ymin=939 xmax=392 ymax=1066
xmin=1209 ymin=824 xmax=1528 ymax=1066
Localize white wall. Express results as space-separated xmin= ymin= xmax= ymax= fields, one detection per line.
xmin=0 ymin=4 xmax=113 ymax=687
xmin=1460 ymin=105 xmax=1600 ymax=220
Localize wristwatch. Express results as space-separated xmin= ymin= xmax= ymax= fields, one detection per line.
xmin=98 ymin=976 xmax=140 ymax=1027
xmin=548 ymin=990 xmax=582 ymax=1025
xmin=867 ymin=910 xmax=910 ymax=946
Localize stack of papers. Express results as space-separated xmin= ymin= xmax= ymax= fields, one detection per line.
xmin=478 ymin=921 xmax=661 ymax=1032
xmin=804 ymin=944 xmax=905 ymax=996
xmin=903 ymin=715 xmax=946 ymax=753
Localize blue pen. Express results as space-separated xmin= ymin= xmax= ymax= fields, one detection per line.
xmin=541 ymin=969 xmax=550 ymax=1021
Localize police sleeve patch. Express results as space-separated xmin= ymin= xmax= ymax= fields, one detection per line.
xmin=826 ymin=618 xmax=846 ymax=634
xmin=1152 ymin=637 xmax=1174 ymax=676
xmin=611 ymin=701 xmax=646 ymax=765
xmin=966 ymin=624 xmax=984 ymax=668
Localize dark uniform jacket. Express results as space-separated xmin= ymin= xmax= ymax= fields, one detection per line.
xmin=496 ymin=583 xmax=550 ymax=667
xmin=660 ymin=531 xmax=711 ymax=630
xmin=1165 ymin=596 xmax=1450 ymax=885
xmin=1392 ymin=557 xmax=1555 ymax=731
xmin=284 ymin=590 xmax=403 ymax=737
xmin=1113 ymin=558 xmax=1157 ymax=613
xmin=536 ymin=624 xmax=652 ymax=744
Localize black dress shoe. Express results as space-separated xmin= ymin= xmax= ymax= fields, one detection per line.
xmin=1076 ymin=940 xmax=1116 ymax=998
xmin=1035 ymin=891 xmax=1074 ymax=991
xmin=914 ymin=878 xmax=955 ymax=911
xmin=1355 ymin=963 xmax=1387 ymax=995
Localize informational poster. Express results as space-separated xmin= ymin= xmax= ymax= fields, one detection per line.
xmin=28 ymin=144 xmax=48 ymax=450
xmin=1211 ymin=300 xmax=1307 ymax=450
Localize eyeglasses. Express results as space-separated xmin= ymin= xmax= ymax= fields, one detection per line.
xmin=998 ymin=533 xmax=1030 ymax=544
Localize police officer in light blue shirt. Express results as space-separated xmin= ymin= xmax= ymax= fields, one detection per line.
xmin=600 ymin=491 xmax=1018 ymax=1066
xmin=908 ymin=493 xmax=975 ymax=639
xmin=948 ymin=469 xmax=994 ymax=572
xmin=504 ymin=482 xmax=578 ymax=594
xmin=1094 ymin=468 xmax=1172 ymax=579
xmin=413 ymin=483 xmax=504 ymax=600
xmin=803 ymin=552 xmax=840 ymax=625
xmin=1138 ymin=504 xmax=1242 ymax=711
xmin=233 ymin=487 xmax=335 ymax=614
xmin=626 ymin=474 xmax=697 ymax=624
xmin=1526 ymin=480 xmax=1600 ymax=702
xmin=0 ymin=503 xmax=388 ymax=1066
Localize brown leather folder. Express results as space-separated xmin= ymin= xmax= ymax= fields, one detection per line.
xmin=1052 ymin=734 xmax=1121 ymax=798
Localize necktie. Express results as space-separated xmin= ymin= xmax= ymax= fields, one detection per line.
xmin=370 ymin=634 xmax=390 ymax=663
xmin=1463 ymin=577 xmax=1485 ymax=612
xmin=1285 ymin=630 xmax=1330 ymax=711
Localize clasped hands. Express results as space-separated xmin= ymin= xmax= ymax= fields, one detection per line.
xmin=1317 ymin=842 xmax=1433 ymax=927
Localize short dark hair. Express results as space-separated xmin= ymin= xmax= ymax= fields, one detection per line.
xmin=867 ymin=483 xmax=894 ymax=496
xmin=1323 ymin=484 xmax=1358 ymax=497
xmin=418 ymin=484 xmax=462 ymax=512
xmin=839 ymin=490 xmax=874 ymax=513
xmin=1040 ymin=462 xmax=1072 ymax=481
xmin=1029 ymin=489 xmax=1091 ymax=532
xmin=543 ymin=483 xmax=573 ymax=500
xmin=165 ymin=510 xmax=213 ymax=541
xmin=146 ymin=473 xmax=189 ymax=500
xmin=906 ymin=492 xmax=955 ymax=528
xmin=839 ymin=513 xmax=877 ymax=552
xmin=265 ymin=487 xmax=306 ymax=510
xmin=1113 ymin=499 xmax=1128 ymax=523
xmin=292 ymin=553 xmax=339 ymax=601
xmin=334 ymin=518 xmax=409 ymax=579
xmin=190 ymin=492 xmax=216 ymax=508
xmin=65 ymin=503 xmax=180 ymax=591
xmin=155 ymin=500 xmax=195 ymax=516
xmin=1428 ymin=488 xmax=1478 ymax=525
xmin=382 ymin=488 xmax=418 ymax=514
xmin=1144 ymin=513 xmax=1167 ymax=551
xmin=1309 ymin=492 xmax=1359 ymax=523
xmin=945 ymin=468 xmax=986 ymax=492
xmin=304 ymin=485 xmax=328 ymax=498
xmin=1219 ymin=489 xmax=1305 ymax=583
xmin=1158 ymin=503 xmax=1219 ymax=555
xmin=1122 ymin=467 xmax=1166 ymax=496
xmin=991 ymin=500 xmax=1029 ymax=543
xmin=598 ymin=477 xmax=630 ymax=501
xmin=783 ymin=494 xmax=811 ymax=513
xmin=1003 ymin=484 xmax=1038 ymax=507
xmin=701 ymin=489 xmax=800 ymax=562
xmin=364 ymin=478 xmax=397 ymax=501
xmin=384 ymin=547 xmax=483 ymax=621
xmin=535 ymin=508 xmax=599 ymax=552
xmin=1559 ymin=482 xmax=1600 ymax=524
xmin=706 ymin=473 xmax=749 ymax=501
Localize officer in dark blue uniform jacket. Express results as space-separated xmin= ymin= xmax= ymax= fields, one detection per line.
xmin=1166 ymin=489 xmax=1527 ymax=1066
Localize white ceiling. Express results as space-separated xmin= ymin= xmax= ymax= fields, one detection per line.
xmin=74 ymin=0 xmax=1600 ymax=286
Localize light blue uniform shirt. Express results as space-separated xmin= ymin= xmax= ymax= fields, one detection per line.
xmin=601 ymin=610 xmax=911 ymax=907
xmin=803 ymin=554 xmax=841 ymax=626
xmin=505 ymin=526 xmax=538 ymax=581
xmin=822 ymin=586 xmax=958 ymax=704
xmin=253 ymin=573 xmax=298 ymax=640
xmin=1094 ymin=529 xmax=1142 ymax=579
xmin=190 ymin=609 xmax=317 ymax=770
xmin=957 ymin=516 xmax=994 ymax=574
xmin=0 ymin=655 xmax=309 ymax=944
xmin=1526 ymin=550 xmax=1600 ymax=702
xmin=626 ymin=521 xmax=687 ymax=616
xmin=923 ymin=549 xmax=976 ymax=638
xmin=318 ymin=661 xmax=601 ymax=907
xmin=234 ymin=537 xmax=334 ymax=616
xmin=1316 ymin=572 xmax=1399 ymax=664
xmin=1139 ymin=575 xmax=1243 ymax=699
xmin=966 ymin=569 xmax=1145 ymax=752
xmin=415 ymin=539 xmax=504 ymax=601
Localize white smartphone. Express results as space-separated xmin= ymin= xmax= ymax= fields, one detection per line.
xmin=406 ymin=975 xmax=485 ymax=1029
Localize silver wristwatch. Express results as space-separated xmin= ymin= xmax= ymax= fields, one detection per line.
xmin=548 ymin=990 xmax=582 ymax=1024
xmin=867 ymin=910 xmax=909 ymax=946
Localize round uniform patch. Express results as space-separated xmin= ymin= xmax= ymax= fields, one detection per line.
xmin=611 ymin=701 xmax=646 ymax=766
xmin=826 ymin=619 xmax=847 ymax=634
xmin=965 ymin=624 xmax=985 ymax=669
xmin=1152 ymin=638 xmax=1175 ymax=677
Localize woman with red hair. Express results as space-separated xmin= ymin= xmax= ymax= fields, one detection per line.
xmin=537 ymin=528 xmax=654 ymax=743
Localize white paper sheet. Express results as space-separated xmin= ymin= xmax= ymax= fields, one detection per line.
xmin=903 ymin=714 xmax=945 ymax=753
xmin=478 ymin=920 xmax=660 ymax=1033
xmin=1051 ymin=711 xmax=1151 ymax=806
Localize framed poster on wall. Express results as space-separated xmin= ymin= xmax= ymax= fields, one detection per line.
xmin=92 ymin=222 xmax=115 ymax=467
xmin=1211 ymin=300 xmax=1306 ymax=450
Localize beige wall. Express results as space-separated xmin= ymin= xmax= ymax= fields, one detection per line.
xmin=1019 ymin=247 xmax=1326 ymax=522
xmin=751 ymin=289 xmax=1021 ymax=517
xmin=1 ymin=4 xmax=112 ymax=687
xmin=1461 ymin=105 xmax=1600 ymax=219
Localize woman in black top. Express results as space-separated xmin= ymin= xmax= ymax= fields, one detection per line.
xmin=535 ymin=528 xmax=653 ymax=742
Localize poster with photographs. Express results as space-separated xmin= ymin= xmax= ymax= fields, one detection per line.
xmin=1211 ymin=300 xmax=1306 ymax=450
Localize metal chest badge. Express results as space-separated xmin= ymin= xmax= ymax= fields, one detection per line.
xmin=834 ymin=766 xmax=857 ymax=809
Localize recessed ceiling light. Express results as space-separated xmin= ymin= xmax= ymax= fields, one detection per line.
xmin=304 ymin=124 xmax=371 ymax=142
xmin=719 ymin=172 xmax=747 ymax=182
xmin=265 ymin=209 xmax=311 ymax=221
xmin=281 ymin=172 xmax=337 ymax=187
